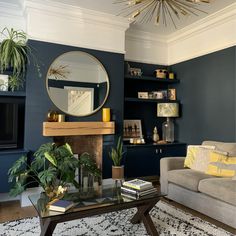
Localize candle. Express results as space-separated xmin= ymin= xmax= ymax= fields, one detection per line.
xmin=102 ymin=108 xmax=110 ymax=122
xmin=57 ymin=114 xmax=65 ymax=122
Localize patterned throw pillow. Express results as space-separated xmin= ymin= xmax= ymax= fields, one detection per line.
xmin=184 ymin=145 xmax=215 ymax=169
xmin=206 ymin=151 xmax=236 ymax=177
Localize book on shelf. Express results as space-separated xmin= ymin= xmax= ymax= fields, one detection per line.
xmin=48 ymin=199 xmax=75 ymax=212
xmin=122 ymin=179 xmax=153 ymax=191
xmin=121 ymin=186 xmax=157 ymax=197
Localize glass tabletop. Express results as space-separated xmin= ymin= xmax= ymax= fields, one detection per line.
xmin=29 ymin=184 xmax=165 ymax=219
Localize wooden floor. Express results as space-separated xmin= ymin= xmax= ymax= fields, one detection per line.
xmin=0 ymin=198 xmax=235 ymax=234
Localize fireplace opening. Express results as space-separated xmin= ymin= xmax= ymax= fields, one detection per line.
xmin=0 ymin=97 xmax=25 ymax=150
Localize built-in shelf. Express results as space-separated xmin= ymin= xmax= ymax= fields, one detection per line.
xmin=125 ymin=74 xmax=180 ymax=83
xmin=123 ymin=142 xmax=185 ymax=148
xmin=125 ymin=97 xmax=179 ymax=103
xmin=43 ymin=122 xmax=115 ymax=137
xmin=0 ymin=91 xmax=26 ymax=97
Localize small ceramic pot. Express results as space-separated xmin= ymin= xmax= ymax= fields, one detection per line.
xmin=112 ymin=165 xmax=124 ymax=180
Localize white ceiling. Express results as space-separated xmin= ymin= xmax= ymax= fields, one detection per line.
xmin=1 ymin=0 xmax=235 ymax=35
xmin=52 ymin=0 xmax=236 ymax=35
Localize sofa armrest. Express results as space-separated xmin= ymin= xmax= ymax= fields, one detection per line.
xmin=160 ymin=157 xmax=185 ymax=194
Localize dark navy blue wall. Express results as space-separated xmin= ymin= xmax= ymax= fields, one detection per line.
xmin=23 ymin=40 xmax=124 ymax=179
xmin=24 ymin=40 xmax=124 ymax=150
xmin=171 ymin=46 xmax=236 ymax=144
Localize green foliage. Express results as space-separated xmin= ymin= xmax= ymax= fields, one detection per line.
xmin=8 ymin=142 xmax=101 ymax=196
xmin=79 ymin=152 xmax=101 ymax=177
xmin=8 ymin=74 xmax=24 ymax=91
xmin=0 ymin=27 xmax=42 ymax=91
xmin=109 ymin=137 xmax=124 ymax=166
xmin=0 ymin=28 xmax=28 ymax=75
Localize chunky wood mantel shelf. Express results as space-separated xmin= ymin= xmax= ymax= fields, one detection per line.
xmin=43 ymin=122 xmax=115 ymax=137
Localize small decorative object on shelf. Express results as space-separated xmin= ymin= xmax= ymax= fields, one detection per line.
xmin=0 ymin=74 xmax=8 ymax=91
xmin=138 ymin=92 xmax=149 ymax=99
xmin=168 ymin=88 xmax=177 ymax=100
xmin=157 ymin=103 xmax=179 ymax=143
xmin=129 ymin=67 xmax=142 ymax=76
xmin=168 ymin=72 xmax=175 ymax=79
xmin=47 ymin=110 xmax=58 ymax=122
xmin=153 ymin=126 xmax=160 ymax=143
xmin=123 ymin=119 xmax=142 ymax=140
xmin=129 ymin=137 xmax=145 ymax=144
xmin=155 ymin=69 xmax=167 ymax=79
xmin=57 ymin=114 xmax=65 ymax=122
xmin=102 ymin=108 xmax=111 ymax=122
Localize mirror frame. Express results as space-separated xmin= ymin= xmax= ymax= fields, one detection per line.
xmin=46 ymin=51 xmax=110 ymax=117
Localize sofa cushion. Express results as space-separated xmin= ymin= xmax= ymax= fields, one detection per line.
xmin=206 ymin=151 xmax=236 ymax=177
xmin=202 ymin=141 xmax=236 ymax=156
xmin=184 ymin=145 xmax=215 ymax=170
xmin=199 ymin=178 xmax=236 ymax=206
xmin=168 ymin=169 xmax=213 ymax=192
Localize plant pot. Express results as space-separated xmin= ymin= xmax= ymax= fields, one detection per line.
xmin=112 ymin=165 xmax=124 ymax=180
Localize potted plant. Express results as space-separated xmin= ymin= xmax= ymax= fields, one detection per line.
xmin=0 ymin=27 xmax=41 ymax=91
xmin=8 ymin=142 xmax=101 ymax=200
xmin=109 ymin=137 xmax=125 ymax=180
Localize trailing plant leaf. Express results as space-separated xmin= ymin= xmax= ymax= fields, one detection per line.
xmin=0 ymin=27 xmax=42 ymax=91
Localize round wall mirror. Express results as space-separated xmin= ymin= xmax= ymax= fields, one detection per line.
xmin=46 ymin=51 xmax=110 ymax=117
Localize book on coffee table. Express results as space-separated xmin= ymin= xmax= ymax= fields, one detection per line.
xmin=121 ymin=186 xmax=157 ymax=198
xmin=49 ymin=199 xmax=75 ymax=212
xmin=122 ymin=179 xmax=153 ymax=190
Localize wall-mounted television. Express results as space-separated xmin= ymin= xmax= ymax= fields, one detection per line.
xmin=0 ymin=97 xmax=25 ymax=150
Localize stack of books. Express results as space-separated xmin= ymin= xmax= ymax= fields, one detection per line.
xmin=121 ymin=179 xmax=157 ymax=199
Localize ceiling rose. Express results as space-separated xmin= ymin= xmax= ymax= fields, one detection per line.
xmin=113 ymin=0 xmax=210 ymax=28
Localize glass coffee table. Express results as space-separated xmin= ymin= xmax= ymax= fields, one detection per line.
xmin=29 ymin=184 xmax=165 ymax=236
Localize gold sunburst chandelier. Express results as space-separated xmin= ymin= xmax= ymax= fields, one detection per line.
xmin=114 ymin=0 xmax=210 ymax=28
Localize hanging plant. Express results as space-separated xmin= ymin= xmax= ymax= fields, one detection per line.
xmin=0 ymin=27 xmax=41 ymax=91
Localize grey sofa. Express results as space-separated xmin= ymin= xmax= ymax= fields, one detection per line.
xmin=160 ymin=141 xmax=236 ymax=229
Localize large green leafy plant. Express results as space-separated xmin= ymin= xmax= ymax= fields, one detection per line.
xmin=0 ymin=27 xmax=41 ymax=91
xmin=8 ymin=143 xmax=101 ymax=197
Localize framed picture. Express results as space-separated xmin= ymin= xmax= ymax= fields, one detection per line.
xmin=129 ymin=67 xmax=142 ymax=76
xmin=138 ymin=92 xmax=148 ymax=99
xmin=0 ymin=75 xmax=9 ymax=91
xmin=123 ymin=120 xmax=143 ymax=140
xmin=168 ymin=88 xmax=176 ymax=100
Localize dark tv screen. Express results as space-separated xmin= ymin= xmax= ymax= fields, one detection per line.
xmin=0 ymin=103 xmax=18 ymax=148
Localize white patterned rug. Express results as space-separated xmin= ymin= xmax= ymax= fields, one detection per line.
xmin=0 ymin=200 xmax=234 ymax=236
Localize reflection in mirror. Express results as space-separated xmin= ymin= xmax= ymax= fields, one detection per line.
xmin=46 ymin=51 xmax=109 ymax=117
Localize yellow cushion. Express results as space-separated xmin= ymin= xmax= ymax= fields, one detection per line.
xmin=184 ymin=145 xmax=215 ymax=169
xmin=206 ymin=152 xmax=236 ymax=177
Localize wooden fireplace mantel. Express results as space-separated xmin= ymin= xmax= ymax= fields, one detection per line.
xmin=43 ymin=121 xmax=115 ymax=137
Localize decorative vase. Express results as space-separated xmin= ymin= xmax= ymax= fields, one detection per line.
xmin=112 ymin=165 xmax=124 ymax=180
xmin=44 ymin=185 xmax=67 ymax=200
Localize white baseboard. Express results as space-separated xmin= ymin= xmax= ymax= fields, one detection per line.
xmin=0 ymin=193 xmax=20 ymax=202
